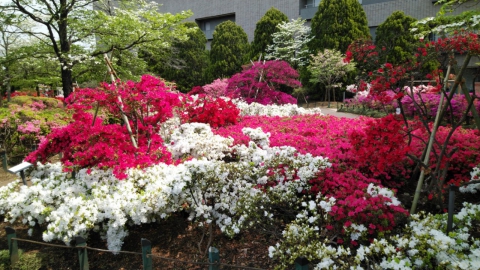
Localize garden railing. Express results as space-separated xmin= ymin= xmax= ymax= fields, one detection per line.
xmin=5 ymin=227 xmax=311 ymax=269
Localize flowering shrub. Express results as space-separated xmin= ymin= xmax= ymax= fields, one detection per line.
xmin=232 ymin=98 xmax=323 ymax=116
xmin=1 ymin=71 xmax=479 ymax=268
xmin=202 ymin=78 xmax=229 ymax=98
xmin=186 ymin=85 xmax=206 ymax=96
xmin=460 ymin=164 xmax=480 ymax=194
xmin=0 ymin=128 xmax=334 ymax=252
xmin=349 ymin=114 xmax=410 ymax=180
xmin=166 ymin=123 xmax=234 ymax=160
xmin=226 ymin=60 xmax=300 ymax=105
xmin=26 ymin=75 xmax=181 ymax=178
xmin=9 ymin=91 xmax=28 ymax=98
xmin=0 ymin=97 xmax=68 ymax=163
xmin=181 ymin=94 xmax=240 ymax=128
xmin=401 ymin=93 xmax=476 ymax=121
xmin=345 ymin=32 xmax=480 ymax=209
xmin=409 ymin=125 xmax=480 ymax=187
xmin=26 ymin=111 xmax=173 ymax=179
xmin=269 ymin=201 xmax=480 ymax=269
xmin=346 ymin=88 xmax=480 ymax=123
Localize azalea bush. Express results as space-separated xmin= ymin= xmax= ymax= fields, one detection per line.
xmin=226 ymin=60 xmax=300 ymax=105
xmin=202 ymin=78 xmax=229 ymax=98
xmin=1 ymin=120 xmax=479 ymax=268
xmin=346 ymin=31 xmax=480 ymax=209
xmin=0 ymin=96 xmax=68 ymax=164
xmin=0 ymin=125 xmax=409 ymax=258
xmin=344 ymin=84 xmax=480 ymax=122
xmin=1 ymin=70 xmax=480 ymax=269
xmin=25 ymin=75 xmax=182 ymax=178
xmin=180 ymin=94 xmax=240 ymax=128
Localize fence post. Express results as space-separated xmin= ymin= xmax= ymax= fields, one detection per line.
xmin=208 ymin=246 xmax=220 ymax=270
xmin=0 ymin=151 xmax=7 ymax=171
xmin=6 ymin=227 xmax=19 ymax=265
xmin=294 ymin=256 xmax=309 ymax=270
xmin=75 ymin=236 xmax=89 ymax=270
xmin=447 ymin=185 xmax=456 ymax=234
xmin=141 ymin=238 xmax=152 ymax=270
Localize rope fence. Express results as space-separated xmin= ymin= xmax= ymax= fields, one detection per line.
xmin=5 ymin=227 xmax=311 ymax=269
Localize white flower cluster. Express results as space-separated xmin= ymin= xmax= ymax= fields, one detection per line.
xmin=0 ymin=127 xmax=331 ymax=252
xmin=268 ymin=194 xmax=353 ymax=269
xmin=346 ymin=84 xmax=371 ymax=100
xmin=459 ymin=165 xmax=480 ymax=194
xmin=166 ymin=123 xmax=234 ymax=160
xmin=367 ymin=183 xmax=401 ymax=206
xmin=232 ymin=99 xmax=323 ymax=116
xmin=269 ymin=200 xmax=480 ymax=269
xmin=241 ymin=127 xmax=270 ymax=149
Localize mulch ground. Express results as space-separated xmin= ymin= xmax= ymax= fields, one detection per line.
xmin=0 ymin=213 xmax=279 ymax=269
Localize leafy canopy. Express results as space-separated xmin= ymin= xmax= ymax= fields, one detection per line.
xmin=1 ymin=0 xmax=193 ymax=97
xmin=308 ymin=49 xmax=356 ymax=89
xmin=250 ymin=7 xmax=289 ymax=61
xmin=265 ymin=18 xmax=313 ymax=69
xmin=146 ymin=22 xmax=209 ymax=92
xmin=210 ymin=20 xmax=250 ymax=79
xmin=309 ymin=0 xmax=370 ymax=53
xmin=375 ymin=11 xmax=418 ymax=65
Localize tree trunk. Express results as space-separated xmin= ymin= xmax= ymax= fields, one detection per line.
xmin=6 ymin=79 xmax=11 ymax=103
xmin=61 ymin=68 xmax=73 ymax=98
xmin=59 ymin=0 xmax=72 ymax=98
xmin=5 ymin=66 xmax=11 ymax=102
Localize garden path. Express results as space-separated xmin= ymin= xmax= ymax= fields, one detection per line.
xmin=319 ymin=106 xmax=360 ymax=119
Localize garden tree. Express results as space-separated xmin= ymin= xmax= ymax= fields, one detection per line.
xmin=147 ymin=22 xmax=209 ymax=92
xmin=250 ymin=7 xmax=289 ymax=61
xmin=0 ymin=11 xmax=30 ymax=103
xmin=309 ymin=0 xmax=370 ymax=53
xmin=375 ymin=11 xmax=418 ymax=66
xmin=209 ymin=20 xmax=250 ymax=79
xmin=412 ymin=0 xmax=479 ymax=40
xmin=7 ymin=42 xmax=61 ymax=91
xmin=436 ymin=0 xmax=479 ymax=14
xmin=265 ymin=18 xmax=313 ymax=69
xmin=307 ymin=49 xmax=355 ymax=107
xmin=0 ymin=0 xmax=192 ymax=98
xmin=71 ymin=48 xmax=151 ymax=88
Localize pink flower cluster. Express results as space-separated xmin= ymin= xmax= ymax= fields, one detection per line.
xmin=27 ymin=75 xmax=183 ymax=178
xmin=226 ymin=60 xmax=300 ymax=105
xmin=26 ymin=75 xmax=242 ymax=179
xmin=187 ymin=61 xmax=299 ymax=105
xmin=17 ymin=120 xmax=41 ymax=134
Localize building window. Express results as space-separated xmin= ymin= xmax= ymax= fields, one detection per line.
xmin=369 ymin=26 xmax=377 ymax=41
xmin=196 ymin=14 xmax=235 ymax=40
xmin=305 ymin=0 xmax=320 ymax=8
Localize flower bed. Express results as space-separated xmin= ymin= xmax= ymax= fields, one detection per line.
xmin=1 ymin=74 xmax=479 ymax=269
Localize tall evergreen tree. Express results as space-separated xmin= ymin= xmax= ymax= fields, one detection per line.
xmin=210 ymin=21 xmax=249 ymax=78
xmin=150 ymin=22 xmax=209 ymax=92
xmin=309 ymin=0 xmax=370 ymax=53
xmin=250 ymin=7 xmax=289 ymax=61
xmin=375 ymin=11 xmax=418 ymax=65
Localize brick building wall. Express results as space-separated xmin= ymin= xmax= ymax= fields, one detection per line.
xmin=363 ymin=0 xmax=471 ymax=27
xmin=157 ymin=0 xmax=474 ymax=40
xmin=158 ymin=0 xmax=300 ymax=41
xmin=156 ymin=0 xmax=478 ymax=84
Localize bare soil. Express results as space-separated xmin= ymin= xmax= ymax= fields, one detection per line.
xmin=0 ymin=169 xmax=17 ymax=187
